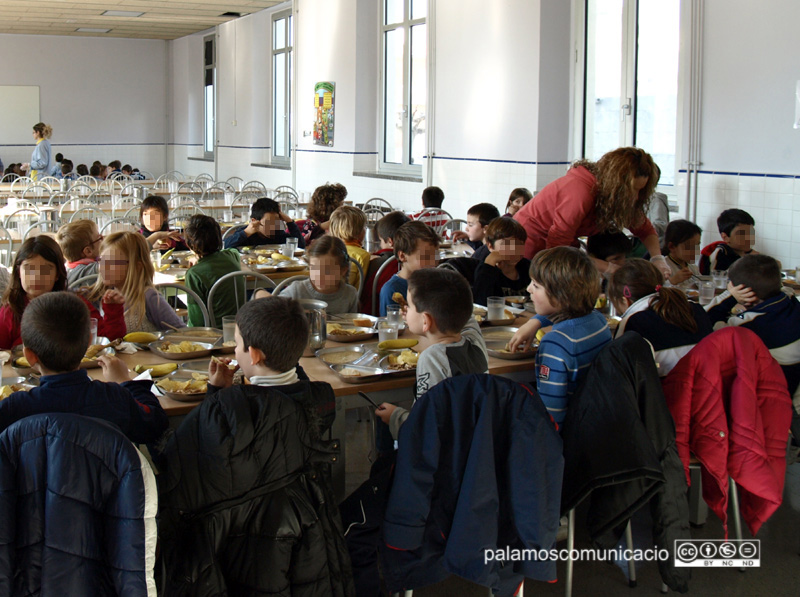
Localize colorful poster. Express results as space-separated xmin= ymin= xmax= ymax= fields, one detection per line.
xmin=313 ymin=82 xmax=335 ymax=147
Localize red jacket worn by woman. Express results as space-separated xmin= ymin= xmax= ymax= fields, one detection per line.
xmin=661 ymin=326 xmax=792 ymax=536
xmin=513 ymin=166 xmax=656 ymax=259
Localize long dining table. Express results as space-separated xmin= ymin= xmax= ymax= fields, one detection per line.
xmin=1 ymin=313 xmax=537 ymax=499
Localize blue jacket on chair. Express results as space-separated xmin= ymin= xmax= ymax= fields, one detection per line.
xmin=380 ymin=374 xmax=564 ymax=596
xmin=0 ymin=413 xmax=158 ymax=596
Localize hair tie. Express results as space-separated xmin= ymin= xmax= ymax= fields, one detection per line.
xmin=655 ymin=284 xmax=662 ymax=292
xmin=623 ymin=285 xmax=633 ymax=299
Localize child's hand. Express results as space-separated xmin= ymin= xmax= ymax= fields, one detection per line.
xmin=102 ymin=288 xmax=125 ymax=304
xmin=253 ymin=288 xmax=272 ymax=300
xmin=728 ymin=282 xmax=757 ymax=307
xmin=508 ymin=317 xmax=542 ymax=353
xmin=279 ymin=210 xmax=293 ymax=224
xmin=208 ymin=357 xmax=238 ymax=388
xmin=451 ymin=230 xmax=469 ymax=242
xmin=98 ymin=355 xmax=131 ymax=383
xmin=245 ymin=219 xmax=261 ymax=236
xmin=375 ymin=403 xmax=397 ymax=424
xmin=483 ymin=251 xmax=505 ymax=268
xmin=669 ymin=267 xmax=693 ymax=285
xmin=153 ymin=239 xmax=170 ymax=250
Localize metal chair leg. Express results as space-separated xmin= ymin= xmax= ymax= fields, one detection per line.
xmin=565 ymin=509 xmax=575 ymax=597
xmin=729 ymin=477 xmax=746 ymax=572
xmin=624 ymin=520 xmax=637 ymax=587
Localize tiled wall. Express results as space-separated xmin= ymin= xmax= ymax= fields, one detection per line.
xmin=674 ymin=171 xmax=799 ymax=270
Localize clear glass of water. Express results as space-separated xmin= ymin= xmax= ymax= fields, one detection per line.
xmin=487 ymin=296 xmax=506 ymax=321
xmin=386 ymin=304 xmax=403 ymax=326
xmin=378 ymin=321 xmax=399 ymax=343
xmin=699 ymin=281 xmax=715 ymax=305
xmin=151 ymin=250 xmax=162 ymax=269
xmin=89 ymin=318 xmax=98 ymax=345
xmin=222 ymin=316 xmax=236 ymax=344
xmin=281 ymin=237 xmax=299 ymax=258
xmin=712 ymin=269 xmax=728 ymax=290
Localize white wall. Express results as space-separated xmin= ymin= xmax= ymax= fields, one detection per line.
xmin=674 ymin=0 xmax=800 ymax=271
xmin=0 ymin=33 xmax=168 ymax=175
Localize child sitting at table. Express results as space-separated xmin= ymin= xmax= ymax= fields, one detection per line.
xmin=663 ymin=219 xmax=702 ymax=286
xmin=526 ymin=247 xmax=612 ymax=425
xmin=139 ymin=195 xmax=188 ymax=251
xmin=361 ymin=211 xmax=410 ymax=314
xmin=156 ymin=295 xmax=350 ymax=595
xmin=328 ymin=205 xmax=370 ymax=288
xmin=57 ymin=219 xmax=103 ymax=287
xmin=376 ymin=268 xmax=488 ymax=438
xmin=699 ymin=208 xmax=758 ymax=274
xmin=378 ymin=221 xmax=440 ymax=316
xmin=224 ymin=197 xmax=306 ymax=250
xmin=0 ymin=236 xmax=73 ymax=349
xmin=586 ymin=231 xmax=630 ymax=275
xmin=452 ymin=202 xmax=501 ymax=256
xmin=0 ymin=291 xmax=167 ymax=444
xmin=83 ymin=231 xmax=185 ymax=333
xmin=472 ymin=216 xmax=530 ymax=306
xmin=184 ymin=214 xmax=244 ymax=327
xmin=609 ymin=259 xmax=712 ymax=376
xmin=298 ymin=182 xmax=348 ymax=246
xmin=256 ymin=236 xmax=359 ymax=314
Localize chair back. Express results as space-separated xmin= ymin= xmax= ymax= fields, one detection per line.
xmin=154 ymin=283 xmax=210 ymax=327
xmin=100 ymin=217 xmax=140 ymax=235
xmin=69 ymin=273 xmax=100 ymax=289
xmin=371 ymin=255 xmax=398 ymax=315
xmin=272 ymin=274 xmax=309 ymax=296
xmin=0 ymin=225 xmax=13 ymax=267
xmin=415 ymin=208 xmax=453 ymax=237
xmin=206 ymin=271 xmax=276 ymax=326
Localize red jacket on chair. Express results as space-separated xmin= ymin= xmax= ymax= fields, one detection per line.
xmin=662 ymin=326 xmax=792 ymax=536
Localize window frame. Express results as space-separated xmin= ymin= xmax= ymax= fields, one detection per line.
xmin=203 ymin=34 xmax=216 ymax=160
xmin=272 ymin=9 xmax=293 ymax=165
xmin=379 ymin=0 xmax=426 ymax=176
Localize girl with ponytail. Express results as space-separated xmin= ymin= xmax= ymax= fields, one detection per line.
xmin=608 ymin=259 xmax=713 ymax=376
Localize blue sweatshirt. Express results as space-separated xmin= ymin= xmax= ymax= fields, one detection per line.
xmin=535 ymin=310 xmax=612 ymax=425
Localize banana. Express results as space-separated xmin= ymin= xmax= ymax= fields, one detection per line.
xmin=271 ymin=252 xmax=292 ymax=261
xmin=161 ymin=248 xmax=175 ymax=261
xmin=124 ymin=332 xmax=160 ymax=344
xmin=14 ymin=356 xmax=30 ymax=368
xmin=377 ymin=338 xmax=419 ymax=351
xmin=134 ymin=363 xmax=178 ymax=377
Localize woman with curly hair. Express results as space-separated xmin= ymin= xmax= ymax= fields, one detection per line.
xmin=299 ymin=182 xmax=348 ymax=245
xmin=513 ymin=147 xmax=671 ymax=278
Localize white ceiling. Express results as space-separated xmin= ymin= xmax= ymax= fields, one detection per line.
xmin=0 ymin=1 xmax=285 ymax=40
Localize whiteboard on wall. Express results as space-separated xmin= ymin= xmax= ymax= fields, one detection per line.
xmin=0 ymin=86 xmax=40 ymax=144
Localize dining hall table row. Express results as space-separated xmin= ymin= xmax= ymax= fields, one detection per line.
xmin=1 ymin=314 xmax=537 ymax=499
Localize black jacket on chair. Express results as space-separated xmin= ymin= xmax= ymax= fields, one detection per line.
xmin=561 ymin=332 xmax=691 ymax=593
xmin=157 ymin=381 xmax=354 ymax=597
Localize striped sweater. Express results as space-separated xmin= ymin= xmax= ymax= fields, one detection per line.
xmin=535 ymin=310 xmax=612 ymax=425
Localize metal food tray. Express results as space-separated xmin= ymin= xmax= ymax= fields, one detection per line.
xmin=316 ymin=345 xmax=416 ymax=384
xmin=327 ymin=326 xmax=377 ymax=343
xmin=330 ymin=313 xmax=378 ymax=327
xmin=163 ymin=327 xmax=223 ymax=343
xmin=155 ymin=369 xmax=208 ymax=402
xmin=148 ymin=340 xmax=215 ymax=360
xmin=316 ymin=345 xmax=371 ymax=365
xmin=485 ymin=341 xmax=536 ymax=360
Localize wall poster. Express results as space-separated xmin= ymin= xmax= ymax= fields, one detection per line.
xmin=313 ymin=82 xmax=335 ymax=146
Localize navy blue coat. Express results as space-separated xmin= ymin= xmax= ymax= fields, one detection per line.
xmin=0 ymin=413 xmax=158 ymax=596
xmin=380 ymin=374 xmax=564 ymax=595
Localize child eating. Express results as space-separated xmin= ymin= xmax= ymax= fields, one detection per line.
xmin=527 ymin=246 xmax=612 ymax=425
xmin=376 ymin=268 xmax=488 ymax=437
xmin=0 ymin=291 xmax=167 ymax=444
xmin=609 ymin=259 xmax=712 ymax=376
xmin=84 ymin=231 xmax=185 ymax=333
xmin=223 ymin=197 xmax=305 ymax=250
xmin=452 ymin=202 xmax=500 ymax=255
xmin=378 ymin=221 xmax=440 ymax=316
xmin=472 ymin=216 xmax=530 ymax=306
xmin=663 ymin=220 xmax=702 ymax=286
xmin=361 ymin=211 xmax=410 ymax=314
xmin=139 ymin=195 xmax=187 ymax=251
xmin=699 ymin=208 xmax=757 ymax=274
xmin=257 ymin=236 xmax=358 ymax=314
xmin=0 ymin=236 xmax=70 ymax=348
xmin=184 ymin=215 xmax=244 ymax=327
xmin=328 ymin=205 xmax=370 ymax=287
xmin=56 ymin=219 xmax=103 ymax=287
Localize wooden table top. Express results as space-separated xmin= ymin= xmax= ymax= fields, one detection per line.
xmin=2 ymin=316 xmax=535 ymax=417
